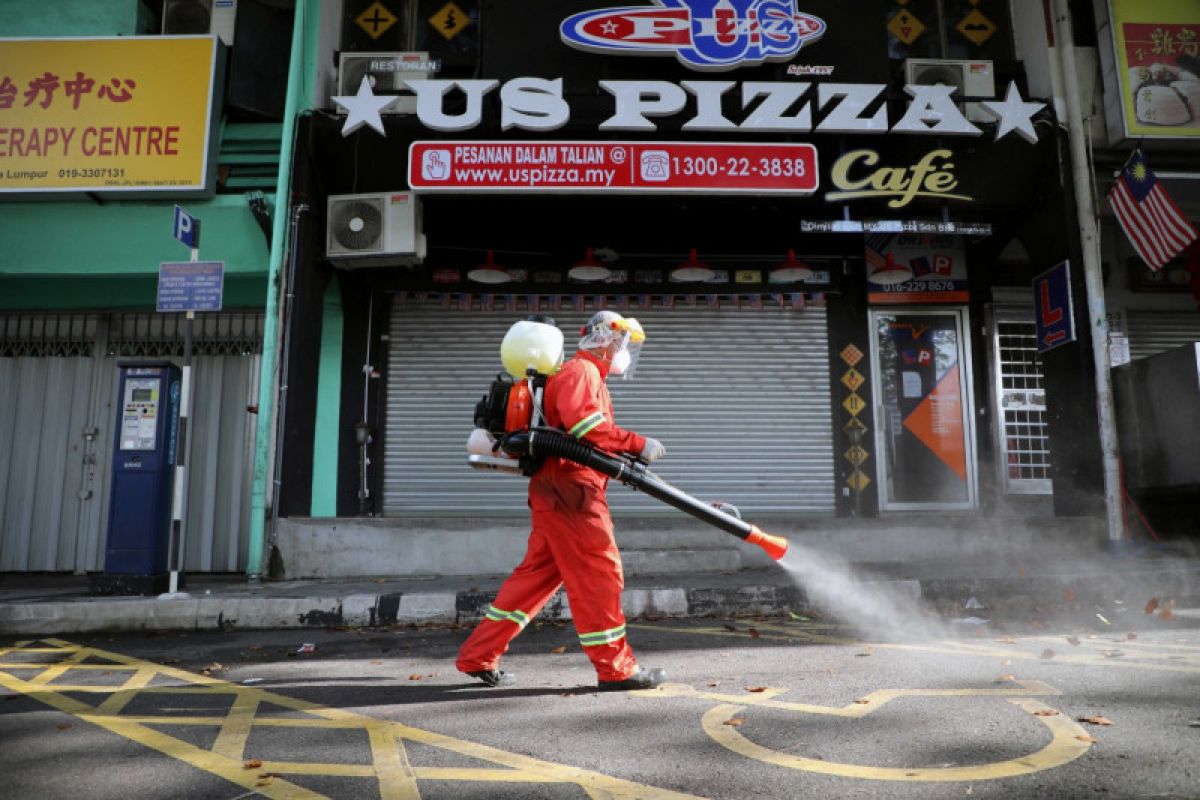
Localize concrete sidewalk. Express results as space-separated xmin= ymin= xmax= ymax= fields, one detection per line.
xmin=2 ymin=543 xmax=1198 ymax=636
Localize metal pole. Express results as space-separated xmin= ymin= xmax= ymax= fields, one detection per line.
xmin=166 ymin=247 xmax=197 ymax=597
xmin=1050 ymin=0 xmax=1125 ymax=544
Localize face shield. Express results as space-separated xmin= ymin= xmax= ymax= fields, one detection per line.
xmin=579 ymin=312 xmax=646 ymax=380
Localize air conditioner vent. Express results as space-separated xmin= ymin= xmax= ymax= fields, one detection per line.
xmin=163 ymin=0 xmax=237 ymax=45
xmin=904 ymin=58 xmax=995 ymax=122
xmin=336 ymin=52 xmax=438 ymax=115
xmin=327 ymin=192 xmax=427 ymax=268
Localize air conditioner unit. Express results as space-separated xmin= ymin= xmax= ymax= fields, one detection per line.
xmin=905 ymin=58 xmax=995 ymax=123
xmin=162 ymin=0 xmax=238 ymax=45
xmin=327 ymin=192 xmax=427 ymax=267
xmin=337 ymin=52 xmax=438 ymax=115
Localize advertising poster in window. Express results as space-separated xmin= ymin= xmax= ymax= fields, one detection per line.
xmin=865 ymin=233 xmax=968 ymax=304
xmin=0 ymin=36 xmax=221 ymax=193
xmin=1108 ymin=0 xmax=1200 ymax=138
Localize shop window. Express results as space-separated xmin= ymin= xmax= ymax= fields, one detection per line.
xmin=886 ymin=0 xmax=1015 ymax=62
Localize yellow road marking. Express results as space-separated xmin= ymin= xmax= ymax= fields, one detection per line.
xmin=700 ymin=696 xmax=1090 ymax=782
xmin=640 ymin=680 xmax=1091 ymax=782
xmin=0 ymin=639 xmax=702 ymax=800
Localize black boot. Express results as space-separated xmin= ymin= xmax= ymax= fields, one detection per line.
xmin=467 ymin=669 xmax=515 ymax=687
xmin=598 ymin=666 xmax=667 ymax=691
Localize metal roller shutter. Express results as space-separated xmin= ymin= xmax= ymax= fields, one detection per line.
xmin=383 ymin=300 xmax=834 ymax=516
xmin=1125 ymin=311 xmax=1200 ymax=360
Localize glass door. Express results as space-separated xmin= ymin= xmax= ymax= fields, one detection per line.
xmin=869 ymin=307 xmax=978 ymax=511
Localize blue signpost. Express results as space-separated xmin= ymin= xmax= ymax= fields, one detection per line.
xmin=1034 ymin=260 xmax=1075 ymax=353
xmin=152 ymin=207 xmax=223 ymax=596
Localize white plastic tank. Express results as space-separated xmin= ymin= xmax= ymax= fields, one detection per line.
xmin=500 ymin=319 xmax=564 ymax=378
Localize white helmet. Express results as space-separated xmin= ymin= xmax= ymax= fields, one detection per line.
xmin=579 ymin=310 xmax=646 ymax=379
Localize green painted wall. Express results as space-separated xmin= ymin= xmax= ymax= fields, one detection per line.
xmin=0 ymin=0 xmax=151 ymax=37
xmin=310 ymin=280 xmax=344 ymax=517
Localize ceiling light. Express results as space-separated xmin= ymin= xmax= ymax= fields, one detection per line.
xmin=769 ymin=250 xmax=815 ymax=283
xmin=670 ymin=249 xmax=717 ymax=282
xmin=467 ymin=250 xmax=513 ymax=284
xmin=568 ymin=247 xmax=613 ymax=282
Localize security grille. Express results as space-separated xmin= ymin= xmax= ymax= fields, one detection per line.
xmin=107 ymin=312 xmax=264 ymax=356
xmin=384 ymin=299 xmax=835 ymax=516
xmin=0 ymin=313 xmax=100 ymax=357
xmin=1125 ymin=311 xmax=1200 ymax=360
xmin=992 ymin=314 xmax=1052 ymax=494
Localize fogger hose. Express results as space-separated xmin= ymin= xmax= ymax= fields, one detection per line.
xmin=500 ymin=428 xmax=789 ymax=561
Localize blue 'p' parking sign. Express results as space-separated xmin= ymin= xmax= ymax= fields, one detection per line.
xmin=172 ymin=205 xmax=200 ymax=250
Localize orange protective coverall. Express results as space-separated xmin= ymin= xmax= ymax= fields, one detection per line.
xmin=456 ymin=349 xmax=647 ymax=681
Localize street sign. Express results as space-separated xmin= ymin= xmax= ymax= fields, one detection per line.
xmin=172 ymin=206 xmax=201 ymax=249
xmin=157 ymin=261 xmax=224 ymax=312
xmin=1034 ymin=260 xmax=1075 ymax=353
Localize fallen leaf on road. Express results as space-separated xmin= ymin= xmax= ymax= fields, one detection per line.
xmin=1066 ymin=636 xmax=1081 ymax=646
xmin=1126 ymin=632 xmax=1138 ymax=640
xmin=853 ymin=699 xmax=870 ymax=705
xmin=723 ymin=718 xmax=746 ymax=727
xmin=748 ymin=628 xmax=761 ymax=639
xmin=994 ymin=674 xmax=1016 ymax=683
xmin=1033 ymin=709 xmax=1059 ymax=717
xmin=856 ymin=646 xmax=874 ymax=658
xmin=1160 ymin=608 xmax=1176 ymax=621
xmin=1040 ymin=649 xmax=1055 ymax=660
xmin=1064 ymin=588 xmax=1076 ymax=602
xmin=255 ymin=777 xmax=274 ymax=787
xmin=1076 ymin=734 xmax=1098 ymax=744
xmin=549 ymin=646 xmax=567 ymax=654
xmin=746 ymin=686 xmax=768 ymax=693
xmin=243 ymin=759 xmax=263 ymax=769
xmin=723 ymin=624 xmax=738 ymax=632
xmin=56 ymin=722 xmax=71 ymax=730
xmin=408 ymin=674 xmax=423 ymax=680
xmin=707 ymin=682 xmax=720 ymax=688
xmin=1079 ymin=716 xmax=1114 ymax=726
xmin=1145 ymin=597 xmax=1160 ymax=615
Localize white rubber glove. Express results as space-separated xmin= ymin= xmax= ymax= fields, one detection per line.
xmin=640 ymin=437 xmax=666 ymax=463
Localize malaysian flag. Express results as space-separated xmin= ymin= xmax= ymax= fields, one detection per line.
xmin=1108 ymin=149 xmax=1197 ymax=270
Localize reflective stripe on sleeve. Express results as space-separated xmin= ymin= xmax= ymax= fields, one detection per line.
xmin=578 ymin=624 xmax=626 ymax=647
xmin=484 ymin=605 xmax=530 ymax=628
xmin=568 ymin=412 xmax=606 ymax=438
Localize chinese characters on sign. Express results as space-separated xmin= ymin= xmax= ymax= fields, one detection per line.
xmin=1109 ymin=0 xmax=1200 ymax=138
xmin=0 ymin=36 xmax=220 ymax=192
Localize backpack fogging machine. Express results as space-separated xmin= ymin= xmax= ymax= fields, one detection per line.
xmin=465 ymin=318 xmax=790 ymax=562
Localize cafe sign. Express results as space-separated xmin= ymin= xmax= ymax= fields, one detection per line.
xmin=826 ymin=148 xmax=971 ymax=208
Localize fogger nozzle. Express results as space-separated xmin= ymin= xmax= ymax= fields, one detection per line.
xmin=746 ymin=526 xmax=789 ymax=561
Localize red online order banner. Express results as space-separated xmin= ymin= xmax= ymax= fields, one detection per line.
xmin=407 ymin=141 xmax=819 ymax=194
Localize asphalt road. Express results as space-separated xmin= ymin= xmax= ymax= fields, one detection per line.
xmin=2 ymin=609 xmax=1198 ymax=800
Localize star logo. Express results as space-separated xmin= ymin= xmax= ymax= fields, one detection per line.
xmin=332 ymin=76 xmax=398 ymax=137
xmin=978 ymin=81 xmax=1045 ymax=144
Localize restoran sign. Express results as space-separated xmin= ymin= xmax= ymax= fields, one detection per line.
xmin=0 ymin=36 xmax=221 ymax=193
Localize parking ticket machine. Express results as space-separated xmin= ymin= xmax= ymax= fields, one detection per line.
xmin=92 ymin=361 xmax=181 ymax=595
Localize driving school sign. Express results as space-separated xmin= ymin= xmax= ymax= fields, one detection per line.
xmin=0 ymin=36 xmax=222 ymax=193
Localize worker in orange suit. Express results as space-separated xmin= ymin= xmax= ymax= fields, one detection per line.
xmin=457 ymin=310 xmax=668 ymax=691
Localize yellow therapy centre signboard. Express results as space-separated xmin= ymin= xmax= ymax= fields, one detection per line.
xmin=0 ymin=36 xmax=220 ymax=193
